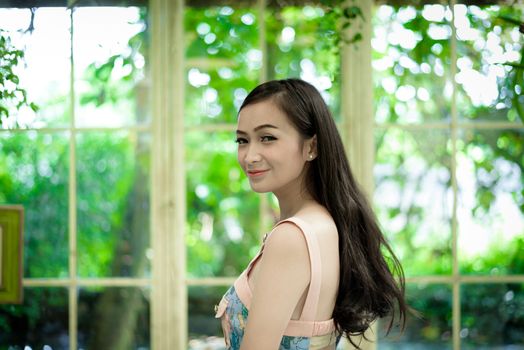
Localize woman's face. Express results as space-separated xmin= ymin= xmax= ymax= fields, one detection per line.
xmin=236 ymin=99 xmax=315 ymax=195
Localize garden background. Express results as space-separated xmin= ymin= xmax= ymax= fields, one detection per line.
xmin=0 ymin=0 xmax=523 ymax=349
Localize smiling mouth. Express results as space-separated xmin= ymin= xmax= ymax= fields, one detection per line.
xmin=247 ymin=170 xmax=269 ymax=177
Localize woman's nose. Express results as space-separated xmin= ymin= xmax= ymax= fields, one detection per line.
xmin=244 ymin=144 xmax=262 ymax=163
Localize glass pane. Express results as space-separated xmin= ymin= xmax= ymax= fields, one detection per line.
xmin=77 ymin=131 xmax=151 ymax=278
xmin=74 ymin=7 xmax=150 ymax=128
xmin=378 ymin=284 xmax=452 ymax=349
xmin=373 ymin=5 xmax=452 ymax=124
xmin=374 ymin=128 xmax=452 ymax=276
xmin=0 ymin=287 xmax=68 ymax=348
xmin=267 ymin=6 xmax=341 ymax=120
xmin=186 ymin=131 xmax=261 ymax=278
xmin=0 ymin=132 xmax=69 ymax=278
xmin=455 ymin=4 xmax=524 ymax=123
xmin=458 ymin=129 xmax=524 ymax=275
xmin=0 ymin=8 xmax=70 ymax=129
xmin=188 ymin=285 xmax=229 ymax=349
xmin=461 ymin=283 xmax=524 ymax=349
xmin=78 ymin=287 xmax=150 ymax=349
xmin=185 ymin=6 xmax=260 ymax=126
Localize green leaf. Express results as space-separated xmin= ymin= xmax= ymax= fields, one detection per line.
xmin=498 ymin=15 xmax=523 ymax=27
xmin=0 ymin=105 xmax=8 ymax=117
xmin=503 ymin=63 xmax=524 ymax=70
xmin=343 ymin=6 xmax=363 ymax=20
xmin=348 ymin=32 xmax=362 ymax=44
xmin=0 ymin=31 xmax=37 ymax=127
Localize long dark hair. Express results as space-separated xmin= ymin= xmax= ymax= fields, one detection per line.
xmin=239 ymin=78 xmax=407 ymax=347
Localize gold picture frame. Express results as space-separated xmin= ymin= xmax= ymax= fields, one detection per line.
xmin=0 ymin=205 xmax=24 ymax=304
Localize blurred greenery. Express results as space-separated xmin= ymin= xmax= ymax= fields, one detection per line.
xmin=0 ymin=3 xmax=523 ymax=350
xmin=461 ymin=284 xmax=524 ymax=348
xmin=375 ymin=128 xmax=453 ymax=276
xmin=0 ymin=132 xmax=69 ymax=278
xmin=0 ymin=288 xmax=68 ymax=349
xmin=78 ymin=7 xmax=148 ymax=110
xmin=78 ymin=287 xmax=150 ymax=349
xmin=266 ymin=6 xmax=341 ymax=119
xmin=378 ymin=284 xmax=453 ymax=349
xmin=184 ymin=6 xmax=260 ymax=126
xmin=76 ymin=132 xmax=150 ymax=278
xmin=186 ymin=131 xmax=261 ymax=278
xmin=188 ymin=285 xmax=229 ymax=339
xmin=373 ymin=4 xmax=523 ymax=273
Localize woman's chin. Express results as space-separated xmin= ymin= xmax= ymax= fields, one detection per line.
xmin=249 ymin=184 xmax=272 ymax=193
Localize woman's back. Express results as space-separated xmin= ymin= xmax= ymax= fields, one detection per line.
xmin=215 ymin=210 xmax=341 ymax=349
xmin=247 ymin=205 xmax=339 ymax=321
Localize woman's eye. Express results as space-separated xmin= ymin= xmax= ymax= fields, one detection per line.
xmin=261 ymin=136 xmax=276 ymax=142
xmin=235 ymin=138 xmax=247 ymax=145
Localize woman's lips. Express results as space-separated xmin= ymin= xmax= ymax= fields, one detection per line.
xmin=247 ymin=170 xmax=269 ymax=177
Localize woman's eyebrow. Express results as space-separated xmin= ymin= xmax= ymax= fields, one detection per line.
xmin=236 ymin=124 xmax=279 ymax=135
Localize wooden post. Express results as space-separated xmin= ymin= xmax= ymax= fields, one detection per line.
xmin=150 ymin=0 xmax=187 ymax=348
xmin=340 ymin=0 xmax=377 ymax=349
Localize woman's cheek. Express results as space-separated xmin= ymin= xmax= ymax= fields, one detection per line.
xmin=236 ymin=149 xmax=244 ymax=167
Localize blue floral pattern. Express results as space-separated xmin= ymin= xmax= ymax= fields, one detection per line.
xmin=218 ymin=286 xmax=312 ymax=350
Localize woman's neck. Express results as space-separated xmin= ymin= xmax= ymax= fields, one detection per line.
xmin=274 ymin=189 xmax=317 ymax=220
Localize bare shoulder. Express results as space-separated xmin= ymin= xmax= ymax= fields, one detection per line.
xmin=248 ymin=222 xmax=311 ymax=290
xmin=257 ymin=222 xmax=311 ymax=288
xmin=264 ymin=222 xmax=309 ymax=255
xmin=296 ymin=205 xmax=338 ymax=237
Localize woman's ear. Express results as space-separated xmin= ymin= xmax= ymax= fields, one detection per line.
xmin=305 ymin=134 xmax=317 ymax=160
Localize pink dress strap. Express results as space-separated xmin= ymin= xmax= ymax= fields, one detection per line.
xmin=277 ymin=217 xmax=322 ymax=322
xmin=233 ymin=225 xmax=275 ymax=309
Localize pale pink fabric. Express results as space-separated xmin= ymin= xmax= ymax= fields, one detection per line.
xmin=232 ymin=217 xmax=336 ymax=337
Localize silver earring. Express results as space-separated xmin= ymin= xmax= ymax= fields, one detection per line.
xmin=309 ymin=155 xmax=313 ymax=159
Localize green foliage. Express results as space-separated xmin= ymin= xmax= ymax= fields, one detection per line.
xmin=379 ymin=284 xmax=453 ymax=348
xmin=76 ymin=133 xmax=139 ymax=277
xmin=461 ymin=283 xmax=524 ymax=347
xmin=319 ymin=0 xmax=364 ymax=48
xmin=462 ymin=129 xmax=524 ymax=219
xmin=0 ymin=132 xmax=69 ymax=277
xmin=78 ymin=8 xmax=147 ymax=110
xmin=186 ymin=131 xmax=261 ymax=277
xmin=374 ymin=6 xmax=523 ymax=283
xmin=461 ymin=235 xmax=524 ymax=275
xmin=0 ymin=31 xmax=38 ymax=127
xmin=495 ymin=13 xmax=524 ymax=124
xmin=266 ymin=6 xmax=341 ymax=117
xmin=0 ymin=288 xmax=68 ymax=348
xmin=375 ymin=128 xmax=453 ymax=276
xmin=184 ymin=6 xmax=260 ymax=126
xmin=0 ymin=131 xmax=141 ymax=279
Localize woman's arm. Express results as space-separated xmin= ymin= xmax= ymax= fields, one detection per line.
xmin=240 ymin=222 xmax=311 ymax=350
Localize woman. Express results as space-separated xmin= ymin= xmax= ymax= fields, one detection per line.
xmin=215 ymin=79 xmax=407 ymax=350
